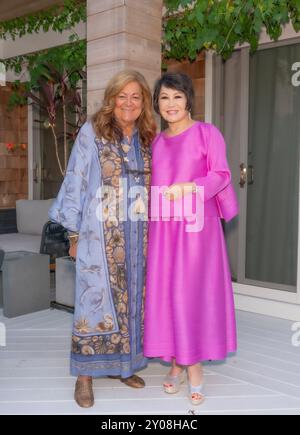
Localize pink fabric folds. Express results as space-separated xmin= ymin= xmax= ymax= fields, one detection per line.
xmin=144 ymin=122 xmax=237 ymax=364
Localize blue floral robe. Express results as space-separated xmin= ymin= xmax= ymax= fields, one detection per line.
xmin=49 ymin=121 xmax=151 ymax=378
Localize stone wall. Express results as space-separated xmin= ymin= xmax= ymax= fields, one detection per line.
xmin=87 ymin=0 xmax=163 ymax=115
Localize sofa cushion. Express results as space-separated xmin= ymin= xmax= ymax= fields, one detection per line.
xmin=0 ymin=233 xmax=42 ymax=253
xmin=16 ymin=199 xmax=54 ymax=235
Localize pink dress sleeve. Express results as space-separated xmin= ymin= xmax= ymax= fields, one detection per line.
xmin=194 ymin=125 xmax=231 ymax=201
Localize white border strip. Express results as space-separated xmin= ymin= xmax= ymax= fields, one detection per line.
xmin=205 ymin=50 xmax=213 ymax=123
xmin=1 ymin=22 xmax=86 ymax=60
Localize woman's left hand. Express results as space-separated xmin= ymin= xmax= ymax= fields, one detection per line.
xmin=164 ymin=183 xmax=196 ymax=201
xmin=68 ymin=233 xmax=79 ymax=258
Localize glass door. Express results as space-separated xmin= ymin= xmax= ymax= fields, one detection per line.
xmin=215 ymin=41 xmax=300 ymax=304
xmin=246 ymin=44 xmax=299 ymax=291
xmin=32 ymin=102 xmax=77 ymax=200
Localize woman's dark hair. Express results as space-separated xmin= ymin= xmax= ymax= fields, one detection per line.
xmin=153 ymin=72 xmax=195 ymax=114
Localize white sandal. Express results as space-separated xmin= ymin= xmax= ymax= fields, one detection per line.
xmin=188 ymin=383 xmax=205 ymax=405
xmin=163 ymin=371 xmax=185 ymax=394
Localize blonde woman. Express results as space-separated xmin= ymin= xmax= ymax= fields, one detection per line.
xmin=49 ymin=70 xmax=156 ymax=408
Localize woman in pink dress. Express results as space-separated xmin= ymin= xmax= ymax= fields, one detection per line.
xmin=144 ymin=72 xmax=238 ymax=406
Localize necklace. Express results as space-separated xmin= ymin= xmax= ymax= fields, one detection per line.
xmin=119 ymin=139 xmax=150 ymax=182
xmin=121 ymin=143 xmax=131 ymax=153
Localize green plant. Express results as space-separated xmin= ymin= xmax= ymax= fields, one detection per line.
xmin=3 ymin=37 xmax=87 ymax=177
xmin=3 ymin=36 xmax=86 ymax=105
xmin=24 ymin=63 xmax=86 ymax=176
xmin=163 ymin=0 xmax=300 ymax=60
xmin=0 ymin=0 xmax=86 ymax=40
xmin=1 ymin=2 xmax=87 ymax=176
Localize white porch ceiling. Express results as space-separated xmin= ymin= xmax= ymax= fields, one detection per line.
xmin=0 ymin=0 xmax=64 ymax=22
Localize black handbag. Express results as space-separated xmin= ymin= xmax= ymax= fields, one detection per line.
xmin=40 ymin=221 xmax=70 ymax=265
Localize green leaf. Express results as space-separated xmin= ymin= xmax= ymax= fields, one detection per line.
xmin=162 ymin=0 xmax=295 ymax=60
xmin=195 ymin=9 xmax=205 ymax=25
xmin=0 ymin=0 xmax=85 ymax=40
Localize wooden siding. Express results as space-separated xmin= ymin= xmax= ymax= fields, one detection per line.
xmin=0 ymin=85 xmax=28 ymax=209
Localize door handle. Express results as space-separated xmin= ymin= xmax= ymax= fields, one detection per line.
xmin=33 ymin=164 xmax=38 ymax=183
xmin=239 ymin=163 xmax=254 ymax=187
xmin=33 ymin=164 xmax=41 ymax=183
xmin=239 ymin=163 xmax=247 ymax=187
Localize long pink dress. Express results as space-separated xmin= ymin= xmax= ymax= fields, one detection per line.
xmin=144 ymin=121 xmax=237 ymax=365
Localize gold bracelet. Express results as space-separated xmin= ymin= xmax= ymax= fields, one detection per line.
xmin=68 ymin=234 xmax=79 ymax=245
xmin=68 ymin=234 xmax=79 ymax=239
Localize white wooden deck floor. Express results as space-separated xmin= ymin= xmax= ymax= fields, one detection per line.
xmin=0 ymin=308 xmax=300 ymax=415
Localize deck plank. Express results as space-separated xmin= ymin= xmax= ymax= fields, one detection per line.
xmin=0 ymin=309 xmax=300 ymax=414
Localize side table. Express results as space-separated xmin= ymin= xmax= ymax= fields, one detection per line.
xmin=55 ymin=256 xmax=75 ymax=309
xmin=0 ymin=251 xmax=50 ymax=318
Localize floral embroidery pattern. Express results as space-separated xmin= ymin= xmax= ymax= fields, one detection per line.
xmin=140 ymin=144 xmax=151 ymax=347
xmin=72 ymin=139 xmax=151 ymax=357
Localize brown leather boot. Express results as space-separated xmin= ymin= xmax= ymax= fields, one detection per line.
xmin=121 ymin=375 xmax=145 ymax=388
xmin=74 ymin=376 xmax=94 ymax=408
xmin=108 ymin=374 xmax=145 ymax=388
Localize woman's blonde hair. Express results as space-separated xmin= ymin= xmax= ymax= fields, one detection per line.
xmin=92 ymin=70 xmax=156 ymax=146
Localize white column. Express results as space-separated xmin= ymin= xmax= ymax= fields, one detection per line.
xmin=87 ymin=0 xmax=163 ymax=115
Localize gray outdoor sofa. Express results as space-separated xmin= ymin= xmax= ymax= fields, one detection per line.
xmin=0 ymin=199 xmax=54 ymax=253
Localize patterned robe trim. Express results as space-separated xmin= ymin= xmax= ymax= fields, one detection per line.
xmin=49 ymin=123 xmax=120 ymax=338
xmin=70 ymin=352 xmax=147 ymax=378
xmin=71 ymin=134 xmax=151 ymax=362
